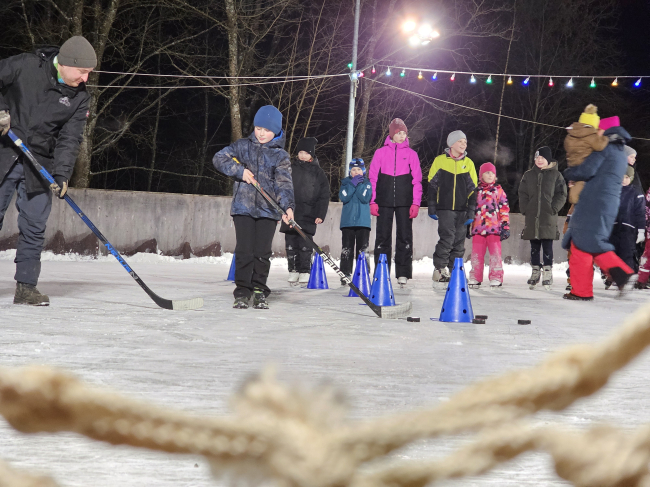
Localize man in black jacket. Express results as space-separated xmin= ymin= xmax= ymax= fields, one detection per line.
xmin=0 ymin=36 xmax=96 ymax=305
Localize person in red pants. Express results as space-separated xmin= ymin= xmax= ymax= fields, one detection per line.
xmin=562 ymin=116 xmax=636 ymax=300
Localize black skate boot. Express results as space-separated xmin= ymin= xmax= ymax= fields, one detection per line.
xmin=563 ymin=292 xmax=594 ymax=301
xmin=14 ymin=282 xmax=49 ymax=306
xmin=609 ymin=267 xmax=637 ymax=297
xmin=253 ymin=290 xmax=269 ymax=309
xmin=527 ymin=265 xmax=541 ymax=289
xmin=233 ymin=296 xmax=249 ymax=309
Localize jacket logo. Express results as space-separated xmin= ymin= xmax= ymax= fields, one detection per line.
xmin=59 ymin=97 xmax=71 ymax=107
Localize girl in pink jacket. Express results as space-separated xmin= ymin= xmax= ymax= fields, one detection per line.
xmin=368 ymin=118 xmax=423 ymax=285
xmin=468 ymin=163 xmax=510 ymax=288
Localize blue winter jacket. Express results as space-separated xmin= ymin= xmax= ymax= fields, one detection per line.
xmin=562 ymin=126 xmax=632 ymax=253
xmin=339 ymin=176 xmax=372 ymax=229
xmin=212 ymin=131 xmax=294 ymax=220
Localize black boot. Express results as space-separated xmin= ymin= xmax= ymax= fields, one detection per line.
xmin=609 ymin=267 xmax=636 ymax=294
xmin=253 ymin=289 xmax=269 ymax=309
xmin=233 ymin=296 xmax=249 ymax=309
xmin=14 ymin=282 xmax=49 ymax=306
xmin=563 ymin=292 xmax=593 ymax=301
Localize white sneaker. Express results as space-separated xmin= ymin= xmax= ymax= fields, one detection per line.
xmin=397 ymin=276 xmax=408 ymax=285
xmin=288 ymin=272 xmax=299 ymax=283
xmin=298 ymin=273 xmax=310 ymax=284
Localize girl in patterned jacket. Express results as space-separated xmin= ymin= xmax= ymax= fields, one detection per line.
xmin=468 ymin=163 xmax=510 ymax=288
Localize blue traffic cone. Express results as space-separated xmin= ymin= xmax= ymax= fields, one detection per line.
xmin=226 ymin=253 xmax=236 ymax=281
xmin=307 ymin=252 xmax=329 ymax=289
xmin=369 ymin=254 xmax=395 ymax=306
xmin=438 ymin=257 xmax=474 ymax=323
xmin=347 ymin=251 xmax=372 ymax=298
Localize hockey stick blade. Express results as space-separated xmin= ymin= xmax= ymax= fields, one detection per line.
xmin=7 ymin=130 xmax=204 ymax=311
xmin=245 ymin=175 xmax=411 ymax=319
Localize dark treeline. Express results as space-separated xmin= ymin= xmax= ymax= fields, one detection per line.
xmin=1 ymin=0 xmax=649 ymax=212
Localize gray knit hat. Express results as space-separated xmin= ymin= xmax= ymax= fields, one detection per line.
xmin=447 ymin=130 xmax=467 ymax=148
xmin=58 ymin=36 xmax=97 ymax=68
xmin=626 ymin=165 xmax=635 ymax=180
xmin=624 ymin=145 xmax=637 ymax=158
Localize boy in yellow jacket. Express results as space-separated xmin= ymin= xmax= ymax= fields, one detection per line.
xmin=427 ymin=130 xmax=477 ymax=285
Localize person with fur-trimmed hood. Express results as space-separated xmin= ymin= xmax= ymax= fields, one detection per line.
xmin=428 ymin=130 xmax=477 ymax=285
xmin=368 ymin=118 xmax=422 ymax=286
xmin=280 ymin=137 xmax=330 ymax=286
xmin=213 ymin=105 xmax=295 ymax=310
xmin=518 ymin=146 xmax=567 ymax=290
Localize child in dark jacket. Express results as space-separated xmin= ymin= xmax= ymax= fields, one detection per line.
xmin=468 ymin=163 xmax=510 ymax=288
xmin=213 ymin=105 xmax=294 ymax=310
xmin=339 ymin=158 xmax=372 ymax=282
xmin=280 ymin=137 xmax=330 ymax=286
xmin=608 ymin=166 xmax=645 ymax=285
xmin=636 ymin=185 xmax=650 ymax=289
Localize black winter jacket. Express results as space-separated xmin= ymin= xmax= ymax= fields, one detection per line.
xmin=279 ymin=157 xmax=330 ymax=235
xmin=0 ymin=47 xmax=90 ymax=192
xmin=615 ymin=184 xmax=645 ymax=231
xmin=519 ymin=162 xmax=567 ymax=240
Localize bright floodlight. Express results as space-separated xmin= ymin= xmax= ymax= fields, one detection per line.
xmin=431 ymin=30 xmax=440 ymax=38
xmin=421 ymin=39 xmax=431 ymax=46
xmin=408 ymin=35 xmax=421 ymax=47
xmin=402 ymin=20 xmax=417 ymax=33
xmin=418 ymin=24 xmax=432 ymax=37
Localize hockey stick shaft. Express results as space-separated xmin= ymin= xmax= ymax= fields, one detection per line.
xmin=7 ymin=129 xmax=202 ymax=311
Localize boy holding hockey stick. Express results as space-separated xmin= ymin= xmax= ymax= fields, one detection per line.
xmin=213 ymin=105 xmax=294 ymax=309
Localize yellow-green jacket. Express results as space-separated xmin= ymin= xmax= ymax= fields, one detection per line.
xmin=427 ymin=150 xmax=478 ymax=217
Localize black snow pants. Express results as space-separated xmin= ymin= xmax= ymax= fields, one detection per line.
xmin=285 ymin=230 xmax=314 ymax=273
xmin=611 ymin=225 xmax=638 ymax=272
xmin=433 ymin=209 xmax=467 ymax=271
xmin=233 ymin=215 xmax=277 ymax=299
xmin=341 ymin=226 xmax=370 ymax=277
xmin=373 ymin=206 xmax=413 ymax=278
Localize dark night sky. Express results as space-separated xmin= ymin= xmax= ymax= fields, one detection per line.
xmin=618 ymin=0 xmax=650 ymax=74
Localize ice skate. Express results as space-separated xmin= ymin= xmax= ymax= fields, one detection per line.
xmin=635 ymin=281 xmax=650 ymax=290
xmin=252 ymin=290 xmax=269 ymax=309
xmin=288 ymin=271 xmax=300 ymax=287
xmin=563 ymin=292 xmax=594 ymax=301
xmin=432 ymin=267 xmax=450 ymax=289
xmin=527 ymin=265 xmax=541 ymax=290
xmin=468 ymin=277 xmax=481 ymax=289
xmin=397 ymin=276 xmax=408 ymax=288
xmin=13 ymin=283 xmax=49 ymax=306
xmin=233 ymin=296 xmax=249 ymax=309
xmin=489 ymin=279 xmax=502 ymax=289
xmin=609 ymin=267 xmax=637 ymax=298
xmin=604 ymin=279 xmax=613 ymax=290
xmin=542 ymin=265 xmax=553 ymax=290
xmin=298 ymin=273 xmax=310 ymax=285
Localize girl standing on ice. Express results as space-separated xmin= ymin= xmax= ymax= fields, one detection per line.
xmin=213 ymin=105 xmax=294 ymax=310
xmin=468 ymin=163 xmax=510 ymax=289
xmin=518 ymin=146 xmax=567 ymax=290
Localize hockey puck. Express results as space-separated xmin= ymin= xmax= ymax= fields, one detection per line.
xmin=475 ymin=315 xmax=488 ymax=320
xmin=472 ymin=318 xmax=486 ymax=324
xmin=518 ymin=319 xmax=531 ymax=325
xmin=406 ymin=316 xmax=420 ymax=322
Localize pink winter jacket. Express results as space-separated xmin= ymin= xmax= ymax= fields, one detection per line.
xmin=369 ymin=136 xmax=423 ymax=207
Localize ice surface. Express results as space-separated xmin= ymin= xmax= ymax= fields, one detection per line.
xmin=0 ymin=253 xmax=648 ymax=486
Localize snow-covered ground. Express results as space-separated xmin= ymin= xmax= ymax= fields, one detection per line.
xmin=0 ymin=251 xmax=648 ymax=486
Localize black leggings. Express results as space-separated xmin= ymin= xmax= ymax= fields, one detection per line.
xmin=530 ymin=239 xmax=553 ymax=266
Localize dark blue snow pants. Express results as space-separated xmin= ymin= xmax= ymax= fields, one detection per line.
xmin=0 ymin=161 xmax=52 ymax=286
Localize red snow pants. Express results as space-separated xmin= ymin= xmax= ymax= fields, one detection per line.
xmin=569 ymin=242 xmax=633 ymax=297
xmin=470 ymin=235 xmax=504 ymax=283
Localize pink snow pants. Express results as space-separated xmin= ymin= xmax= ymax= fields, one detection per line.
xmin=470 ymin=235 xmax=504 ymax=283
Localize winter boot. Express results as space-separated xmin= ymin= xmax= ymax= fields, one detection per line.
xmin=298 ymin=273 xmax=310 ymax=285
xmin=609 ymin=267 xmax=637 ymax=296
xmin=288 ymin=271 xmax=300 ymax=287
xmin=14 ymin=282 xmax=49 ymax=306
xmin=542 ymin=265 xmax=553 ymax=290
xmin=604 ymin=279 xmax=613 ymax=290
xmin=468 ymin=277 xmax=481 ymax=289
xmin=563 ymin=292 xmax=594 ymax=301
xmin=489 ymin=279 xmax=502 ymax=289
xmin=527 ymin=265 xmax=541 ymax=289
xmin=397 ymin=276 xmax=408 ymax=288
xmin=635 ymin=281 xmax=650 ymax=290
xmin=233 ymin=296 xmax=249 ymax=309
xmin=253 ymin=289 xmax=269 ymax=309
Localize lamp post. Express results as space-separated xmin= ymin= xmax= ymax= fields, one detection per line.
xmin=343 ymin=0 xmax=361 ymax=179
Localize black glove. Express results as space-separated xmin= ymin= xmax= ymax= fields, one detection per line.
xmin=0 ymin=110 xmax=9 ymax=136
xmin=500 ymin=225 xmax=510 ymax=241
xmin=50 ymin=175 xmax=68 ymax=199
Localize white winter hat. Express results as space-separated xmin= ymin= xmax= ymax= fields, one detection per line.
xmin=447 ymin=130 xmax=467 ymax=147
xmin=624 ymin=145 xmax=637 ymax=157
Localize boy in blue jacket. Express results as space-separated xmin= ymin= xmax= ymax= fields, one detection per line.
xmin=213 ymin=105 xmax=294 ymax=309
xmin=339 ymin=158 xmax=372 ymax=283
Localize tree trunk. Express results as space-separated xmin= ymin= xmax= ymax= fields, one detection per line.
xmin=225 ymin=0 xmax=243 ymax=142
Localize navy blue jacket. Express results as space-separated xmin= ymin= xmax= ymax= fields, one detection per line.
xmin=615 ymin=184 xmax=645 ymax=230
xmin=339 ymin=176 xmax=372 ymax=229
xmin=213 ymin=131 xmax=294 ymax=220
xmin=563 ymin=126 xmax=632 ymax=253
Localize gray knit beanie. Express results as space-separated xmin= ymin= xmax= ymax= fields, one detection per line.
xmin=624 ymin=145 xmax=637 ymax=158
xmin=447 ymin=130 xmax=467 ymax=148
xmin=58 ymin=36 xmax=97 ymax=68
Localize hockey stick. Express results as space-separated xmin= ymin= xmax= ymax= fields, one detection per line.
xmin=233 ymin=159 xmax=411 ymax=319
xmin=7 ymin=129 xmax=203 ymax=311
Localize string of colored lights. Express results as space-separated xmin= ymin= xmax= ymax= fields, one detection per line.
xmin=357 ymin=65 xmax=646 ymax=88
xmin=366 ymin=78 xmax=650 ymax=141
